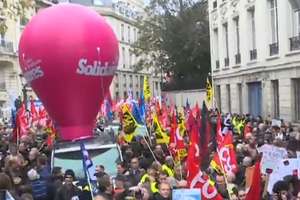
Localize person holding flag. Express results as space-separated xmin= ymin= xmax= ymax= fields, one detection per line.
xmin=206 ymin=74 xmax=214 ymax=109
xmin=143 ymin=76 xmax=151 ymax=102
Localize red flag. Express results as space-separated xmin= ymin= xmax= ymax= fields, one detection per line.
xmin=215 ymin=133 xmax=238 ymax=174
xmin=187 ymin=125 xmax=201 ymax=186
xmin=200 ymin=101 xmax=211 ymax=169
xmin=245 ymin=159 xmax=261 ymax=200
xmin=187 ymin=125 xmax=223 ymax=200
xmin=169 ymin=112 xmax=186 ymax=160
xmin=169 ymin=112 xmax=177 ymax=144
xmin=38 ymin=106 xmax=48 ymax=126
xmin=13 ymin=103 xmax=30 ymax=141
xmin=30 ymin=100 xmax=39 ymax=125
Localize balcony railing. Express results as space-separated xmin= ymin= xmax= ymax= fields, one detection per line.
xmin=289 ymin=36 xmax=300 ymax=51
xmin=224 ymin=57 xmax=229 ymax=67
xmin=269 ymin=42 xmax=279 ymax=56
xmin=250 ymin=49 xmax=257 ymax=60
xmin=235 ymin=53 xmax=241 ymax=64
xmin=215 ymin=60 xmax=220 ymax=69
xmin=0 ymin=40 xmax=14 ymax=53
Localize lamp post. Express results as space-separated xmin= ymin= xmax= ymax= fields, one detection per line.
xmin=19 ymin=74 xmax=28 ymax=110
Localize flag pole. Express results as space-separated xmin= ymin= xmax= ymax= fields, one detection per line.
xmin=80 ymin=142 xmax=95 ymax=200
xmin=86 ymin=167 xmax=94 ymax=200
xmin=142 ymin=135 xmax=158 ymax=163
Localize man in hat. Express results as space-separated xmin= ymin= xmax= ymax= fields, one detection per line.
xmin=55 ymin=169 xmax=82 ymax=200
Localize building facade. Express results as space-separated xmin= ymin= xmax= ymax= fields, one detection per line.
xmin=0 ymin=0 xmax=161 ymax=117
xmin=59 ymin=0 xmax=162 ymax=101
xmin=209 ymin=0 xmax=300 ymax=122
xmin=0 ymin=0 xmax=54 ymax=117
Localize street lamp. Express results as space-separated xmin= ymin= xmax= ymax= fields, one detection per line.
xmin=19 ymin=74 xmax=28 ymax=110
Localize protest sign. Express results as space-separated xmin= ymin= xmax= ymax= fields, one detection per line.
xmin=173 ymin=189 xmax=201 ymax=200
xmin=267 ymin=158 xmax=300 ymax=193
xmin=258 ymin=144 xmax=287 ymax=174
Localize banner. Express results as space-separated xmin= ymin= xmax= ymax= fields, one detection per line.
xmin=173 ymin=189 xmax=201 ymax=200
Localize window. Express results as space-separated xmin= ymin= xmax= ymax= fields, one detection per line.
xmin=140 ymin=76 xmax=144 ymax=89
xmin=128 ymin=26 xmax=130 ymax=43
xmin=294 ymin=79 xmax=300 ymax=121
xmin=234 ymin=17 xmax=241 ymax=64
xmin=135 ymin=75 xmax=138 ymax=87
xmin=155 ymin=82 xmax=158 ymax=90
xmin=269 ymin=0 xmax=279 ymax=55
xmin=271 ymin=80 xmax=279 ymax=118
xmin=129 ymin=51 xmax=132 ymax=68
xmin=234 ymin=17 xmax=240 ymax=54
xmin=292 ymin=10 xmax=300 ymax=36
xmin=269 ymin=0 xmax=278 ymax=44
xmin=122 ymin=47 xmax=125 ymax=68
xmin=290 ymin=10 xmax=300 ymax=51
xmin=115 ymin=91 xmax=119 ymax=100
xmin=249 ymin=8 xmax=257 ymax=60
xmin=129 ymin=75 xmax=133 ymax=87
xmin=249 ymin=9 xmax=256 ymax=50
xmin=136 ymin=91 xmax=139 ymax=99
xmin=223 ymin=23 xmax=229 ymax=66
xmin=213 ymin=29 xmax=219 ymax=69
xmin=226 ymin=84 xmax=231 ymax=113
xmin=133 ymin=28 xmax=137 ymax=42
xmin=121 ymin=24 xmax=124 ymax=41
xmin=123 ymin=74 xmax=126 ymax=87
xmin=123 ymin=91 xmax=127 ymax=99
xmin=213 ymin=0 xmax=217 ymax=9
xmin=237 ymin=83 xmax=242 ymax=114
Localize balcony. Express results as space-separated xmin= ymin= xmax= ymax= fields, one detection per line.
xmin=224 ymin=57 xmax=229 ymax=67
xmin=216 ymin=60 xmax=220 ymax=69
xmin=289 ymin=36 xmax=300 ymax=51
xmin=0 ymin=40 xmax=14 ymax=54
xmin=269 ymin=42 xmax=279 ymax=56
xmin=235 ymin=53 xmax=241 ymax=64
xmin=250 ymin=49 xmax=257 ymax=60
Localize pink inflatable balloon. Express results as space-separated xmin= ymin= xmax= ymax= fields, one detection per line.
xmin=18 ymin=4 xmax=119 ymax=141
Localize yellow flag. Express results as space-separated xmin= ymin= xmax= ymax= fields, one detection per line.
xmin=121 ymin=104 xmax=147 ymax=142
xmin=143 ymin=76 xmax=151 ymax=102
xmin=153 ymin=114 xmax=169 ymax=144
xmin=206 ymin=77 xmax=213 ymax=106
xmin=121 ymin=105 xmax=138 ymax=142
xmin=177 ymin=111 xmax=186 ymax=137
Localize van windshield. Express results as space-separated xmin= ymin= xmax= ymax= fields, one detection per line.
xmin=54 ymin=146 xmax=121 ymax=180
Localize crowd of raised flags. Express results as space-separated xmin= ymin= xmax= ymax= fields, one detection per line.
xmin=7 ymin=75 xmax=300 ymax=199
xmin=12 ymin=98 xmax=57 ymax=147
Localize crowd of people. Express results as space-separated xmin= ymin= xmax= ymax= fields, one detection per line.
xmin=0 ymin=104 xmax=300 ymax=200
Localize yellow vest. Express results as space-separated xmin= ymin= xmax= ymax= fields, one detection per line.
xmin=162 ymin=164 xmax=174 ymax=177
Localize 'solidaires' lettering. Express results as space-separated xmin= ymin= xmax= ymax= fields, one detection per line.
xmin=76 ymin=58 xmax=116 ymax=76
